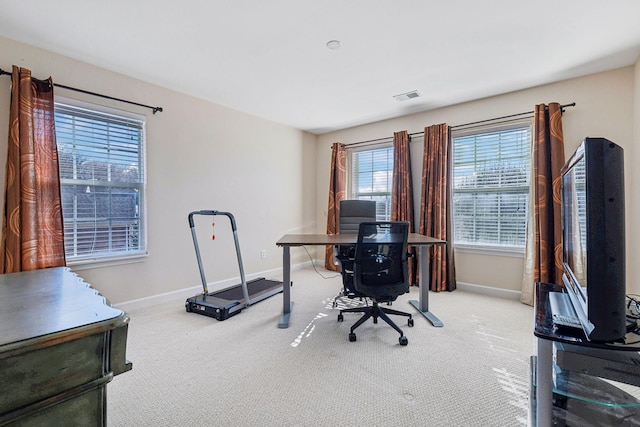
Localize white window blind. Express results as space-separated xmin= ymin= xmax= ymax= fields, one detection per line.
xmin=350 ymin=146 xmax=394 ymax=220
xmin=452 ymin=123 xmax=531 ymax=249
xmin=55 ymin=102 xmax=146 ymax=262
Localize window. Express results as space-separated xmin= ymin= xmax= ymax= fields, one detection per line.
xmin=349 ymin=145 xmax=393 ymax=220
xmin=55 ymin=101 xmax=146 ymax=263
xmin=452 ymin=122 xmax=531 ymax=251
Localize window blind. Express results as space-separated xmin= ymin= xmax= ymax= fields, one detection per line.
xmin=452 ymin=125 xmax=531 ymax=248
xmin=350 ymin=146 xmax=393 ymax=220
xmin=55 ymin=103 xmax=146 ymax=261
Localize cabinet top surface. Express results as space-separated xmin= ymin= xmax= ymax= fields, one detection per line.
xmin=0 ymin=267 xmax=126 ymax=349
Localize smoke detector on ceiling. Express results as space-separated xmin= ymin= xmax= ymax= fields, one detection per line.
xmin=393 ymin=90 xmax=421 ymax=101
xmin=326 ymin=40 xmax=341 ymax=50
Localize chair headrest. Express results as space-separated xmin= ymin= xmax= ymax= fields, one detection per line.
xmin=339 ymin=200 xmax=376 ymax=233
xmin=339 ymin=200 xmax=376 ymax=218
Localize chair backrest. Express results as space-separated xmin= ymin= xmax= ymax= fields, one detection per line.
xmin=339 ymin=200 xmax=376 ymax=234
xmin=353 ymin=221 xmax=410 ymax=300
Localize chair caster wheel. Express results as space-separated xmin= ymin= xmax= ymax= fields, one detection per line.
xmin=338 ymin=314 xmax=344 ymax=322
xmin=408 ymin=318 xmax=414 ymax=327
xmin=399 ymin=336 xmax=408 ymax=346
xmin=349 ymin=333 xmax=356 ymax=342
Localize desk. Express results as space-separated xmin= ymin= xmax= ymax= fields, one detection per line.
xmin=533 ymin=282 xmax=640 ymax=426
xmin=0 ymin=267 xmax=131 ymax=425
xmin=276 ymin=233 xmax=446 ymax=329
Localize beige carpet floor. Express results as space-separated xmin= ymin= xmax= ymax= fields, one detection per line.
xmin=107 ymin=267 xmax=534 ymax=426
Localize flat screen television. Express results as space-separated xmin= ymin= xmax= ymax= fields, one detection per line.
xmin=561 ymin=137 xmax=626 ymax=342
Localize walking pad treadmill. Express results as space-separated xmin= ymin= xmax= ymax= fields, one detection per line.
xmin=185 ymin=210 xmax=283 ymax=320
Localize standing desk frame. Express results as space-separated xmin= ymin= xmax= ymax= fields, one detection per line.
xmin=276 ymin=233 xmax=446 ymax=329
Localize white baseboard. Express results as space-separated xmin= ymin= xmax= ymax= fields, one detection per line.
xmin=113 ymin=260 xmax=315 ymax=312
xmin=114 ymin=264 xmax=520 ymax=311
xmin=456 ymin=281 xmax=522 ymax=301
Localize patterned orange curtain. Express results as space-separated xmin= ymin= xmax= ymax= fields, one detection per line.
xmin=324 ymin=142 xmax=346 ymax=271
xmin=521 ymin=103 xmax=564 ymax=305
xmin=418 ymin=123 xmax=456 ymax=292
xmin=390 ymin=130 xmax=416 ymax=285
xmin=0 ymin=66 xmax=66 ymax=273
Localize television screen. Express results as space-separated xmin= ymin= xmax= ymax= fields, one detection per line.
xmin=561 ymin=137 xmax=626 ymax=342
xmin=562 ymin=151 xmax=587 ymax=303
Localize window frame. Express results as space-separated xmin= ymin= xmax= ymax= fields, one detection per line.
xmin=347 ymin=143 xmax=394 ymax=221
xmin=451 ymin=119 xmax=533 ymax=257
xmin=54 ymin=97 xmax=148 ymax=268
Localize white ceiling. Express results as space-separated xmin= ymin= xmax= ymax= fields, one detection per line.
xmin=2 ymin=1 xmax=640 ymax=134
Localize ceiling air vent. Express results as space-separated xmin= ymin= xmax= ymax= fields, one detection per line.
xmin=393 ymin=90 xmax=420 ymax=101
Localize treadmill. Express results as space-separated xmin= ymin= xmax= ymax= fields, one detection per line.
xmin=185 ymin=210 xmax=283 ymax=320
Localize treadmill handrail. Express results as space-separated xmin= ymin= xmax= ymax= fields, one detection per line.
xmin=188 ymin=210 xmax=237 ymax=231
xmin=187 ymin=210 xmax=249 ymax=305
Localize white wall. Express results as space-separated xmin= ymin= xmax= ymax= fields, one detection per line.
xmin=0 ymin=36 xmax=318 ymax=304
xmin=317 ymin=67 xmax=638 ymax=295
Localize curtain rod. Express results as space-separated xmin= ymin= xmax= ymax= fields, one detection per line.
xmin=344 ymin=102 xmax=576 ymax=148
xmin=0 ymin=68 xmax=163 ymax=114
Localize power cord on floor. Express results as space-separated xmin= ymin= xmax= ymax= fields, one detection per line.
xmin=302 ymin=246 xmax=341 ymax=280
xmin=627 ymin=294 xmax=640 ymax=319
xmin=624 ymin=294 xmax=640 ymax=343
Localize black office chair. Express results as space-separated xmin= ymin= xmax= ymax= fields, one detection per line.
xmin=338 ymin=221 xmax=414 ymax=346
xmin=333 ymin=200 xmax=377 ymax=308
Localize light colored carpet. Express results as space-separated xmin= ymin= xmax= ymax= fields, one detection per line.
xmin=107 ymin=267 xmax=534 ymax=426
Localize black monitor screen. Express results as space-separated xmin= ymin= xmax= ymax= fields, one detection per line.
xmin=562 ymin=151 xmax=587 ymax=302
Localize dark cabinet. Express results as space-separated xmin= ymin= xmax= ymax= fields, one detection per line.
xmin=0 ymin=268 xmax=131 ymax=426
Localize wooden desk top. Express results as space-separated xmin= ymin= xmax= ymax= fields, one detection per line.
xmin=0 ymin=267 xmax=128 ymax=353
xmin=276 ymin=233 xmax=446 ymax=247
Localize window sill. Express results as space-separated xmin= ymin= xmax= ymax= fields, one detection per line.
xmin=454 ymin=244 xmax=524 ymax=258
xmin=67 ymin=253 xmax=148 ymax=271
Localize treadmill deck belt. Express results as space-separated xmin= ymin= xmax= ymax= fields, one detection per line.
xmin=212 ymin=278 xmax=282 ymax=301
